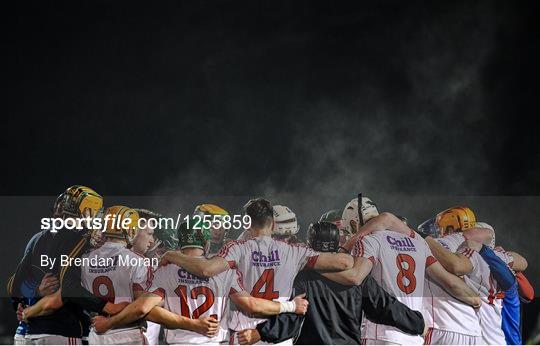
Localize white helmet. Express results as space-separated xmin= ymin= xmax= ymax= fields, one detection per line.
xmin=273 ymin=205 xmax=299 ymax=236
xmin=342 ymin=197 xmax=379 ymax=234
xmin=475 ymin=221 xmax=496 ymax=249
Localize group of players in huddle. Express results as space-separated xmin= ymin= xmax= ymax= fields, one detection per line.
xmin=7 ymin=185 xmax=535 ymax=345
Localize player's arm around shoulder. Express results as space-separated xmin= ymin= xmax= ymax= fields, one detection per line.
xmin=20 ymin=289 xmax=63 ymax=321
xmin=323 ymin=256 xmax=373 ymax=286
xmin=162 ymin=250 xmax=229 ymax=277
xmin=230 ymin=290 xmax=308 ymax=316
xmin=426 ymin=261 xmax=481 ymax=308
xmin=145 ymin=306 xmax=219 ymax=338
xmin=425 ymin=236 xmax=473 ymax=276
xmin=92 ymin=291 xmax=164 ymax=333
xmin=506 ymin=250 xmax=528 ymax=272
xmin=312 ymin=252 xmax=354 ymax=272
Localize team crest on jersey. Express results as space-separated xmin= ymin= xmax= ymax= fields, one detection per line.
xmin=177 ymin=268 xmax=209 ymax=284
xmin=386 ymin=235 xmax=416 ymax=252
xmin=251 ymin=250 xmax=280 ymax=267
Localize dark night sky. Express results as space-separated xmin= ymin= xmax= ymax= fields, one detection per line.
xmin=2 ymin=1 xmax=540 ymax=338
xmin=3 ymin=0 xmax=540 ymax=196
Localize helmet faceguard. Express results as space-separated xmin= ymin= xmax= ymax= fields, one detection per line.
xmin=53 ymin=185 xmax=103 ymax=218
xmin=307 ymin=221 xmax=340 ymax=253
xmin=102 ymin=206 xmax=140 ymax=246
xmin=417 ymin=217 xmax=440 ymax=238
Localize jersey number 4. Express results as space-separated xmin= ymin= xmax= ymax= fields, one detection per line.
xmin=396 ymin=254 xmax=417 ymax=294
xmin=251 ymin=268 xmax=279 ymax=300
xmin=174 ymin=285 xmax=217 ymax=319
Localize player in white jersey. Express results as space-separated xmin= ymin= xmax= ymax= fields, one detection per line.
xmin=420 ymin=208 xmax=528 ymax=345
xmin=160 ymin=198 xmax=354 ymax=344
xmin=92 ymin=219 xmax=309 ymax=345
xmin=132 ymin=208 xmax=176 ymax=345
xmin=417 ymin=207 xmax=485 ymax=345
xmin=459 ymin=222 xmax=527 ymax=345
xmin=80 ymin=206 xmax=153 ymax=344
xmin=336 ymin=209 xmax=480 ymax=345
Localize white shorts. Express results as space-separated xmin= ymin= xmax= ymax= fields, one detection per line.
xmin=424 ymin=328 xmax=480 ymax=345
xmin=362 ymin=339 xmax=400 ymax=345
xmin=144 ymin=322 xmax=161 ymax=345
xmin=25 ymin=335 xmax=82 ymax=345
xmin=88 ymin=328 xmax=146 ymax=345
xmin=13 ymin=334 xmax=27 ymax=345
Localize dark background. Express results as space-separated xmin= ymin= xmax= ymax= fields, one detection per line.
xmin=3 ymin=0 xmax=540 ymax=343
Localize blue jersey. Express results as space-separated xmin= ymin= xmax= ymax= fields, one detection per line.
xmin=501 ymin=282 xmax=521 ymax=345
xmin=478 ymin=245 xmax=520 ymax=344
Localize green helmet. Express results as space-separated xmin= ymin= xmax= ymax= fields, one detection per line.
xmin=154 ymin=222 xmax=179 ymax=250
xmin=178 ymin=218 xmax=211 ymax=251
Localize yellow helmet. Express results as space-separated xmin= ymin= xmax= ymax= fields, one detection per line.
xmin=436 ymin=206 xmax=476 ymax=236
xmin=194 ymin=204 xmax=229 ymax=216
xmin=102 ymin=206 xmax=140 ymax=244
xmin=53 ymin=185 xmax=103 ymax=218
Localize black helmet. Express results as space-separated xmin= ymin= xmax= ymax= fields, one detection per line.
xmin=307 ymin=221 xmax=340 ymax=252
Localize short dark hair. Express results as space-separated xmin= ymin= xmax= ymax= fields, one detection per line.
xmin=244 ymin=198 xmax=273 ymax=229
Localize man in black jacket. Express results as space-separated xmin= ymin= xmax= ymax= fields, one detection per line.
xmin=8 ymin=186 xmax=126 ymax=344
xmin=237 ymin=221 xmax=425 ymax=345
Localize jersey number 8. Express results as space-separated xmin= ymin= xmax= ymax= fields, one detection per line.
xmin=396 ymin=254 xmax=416 ymax=294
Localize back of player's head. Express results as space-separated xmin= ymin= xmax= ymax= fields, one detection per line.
xmin=103 ymin=206 xmax=140 ymax=245
xmin=273 ymin=205 xmax=299 ymax=236
xmin=244 ymin=198 xmax=273 ymax=229
xmin=307 ymin=221 xmax=340 ymax=252
xmin=177 ymin=219 xmax=210 ymax=252
xmin=342 ymin=196 xmax=379 ymax=234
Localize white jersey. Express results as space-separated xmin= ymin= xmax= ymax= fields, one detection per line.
xmin=81 ymin=242 xmax=153 ymax=334
xmin=148 ymin=261 xmax=244 ymax=344
xmin=423 ymin=233 xmax=481 ymax=336
xmin=216 ymin=235 xmax=319 ymax=331
xmin=460 ymin=245 xmax=513 ymax=345
xmin=352 ymin=230 xmax=437 ymax=345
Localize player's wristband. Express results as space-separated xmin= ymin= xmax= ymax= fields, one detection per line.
xmin=279 ymin=300 xmax=296 ymax=313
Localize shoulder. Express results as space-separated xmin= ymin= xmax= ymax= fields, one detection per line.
xmin=224 ymin=239 xmax=249 ymax=248
xmin=125 ymin=248 xmax=146 ymax=259
xmin=279 ymin=240 xmax=313 ymax=251
xmin=217 ymin=239 xmax=249 ymax=256
xmin=362 ymin=233 xmax=383 ymax=246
